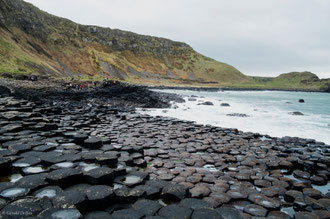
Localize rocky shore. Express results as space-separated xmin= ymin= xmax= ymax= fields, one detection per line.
xmin=0 ymin=80 xmax=329 ymax=218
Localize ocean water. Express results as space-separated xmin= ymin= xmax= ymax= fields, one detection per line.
xmin=138 ymin=89 xmax=330 ymax=145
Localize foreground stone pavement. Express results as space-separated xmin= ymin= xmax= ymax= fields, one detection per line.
xmin=0 ymin=93 xmax=329 ymax=218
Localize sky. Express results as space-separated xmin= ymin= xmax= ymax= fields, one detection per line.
xmin=24 ymin=0 xmax=330 ymax=78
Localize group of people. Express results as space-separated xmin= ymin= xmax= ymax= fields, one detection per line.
xmin=65 ymin=75 xmax=112 ymax=90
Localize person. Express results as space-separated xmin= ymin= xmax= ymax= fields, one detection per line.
xmin=107 ymin=75 xmax=109 ymax=80
xmin=80 ymin=84 xmax=83 ymax=90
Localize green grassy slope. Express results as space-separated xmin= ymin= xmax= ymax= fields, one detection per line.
xmin=0 ymin=0 xmax=253 ymax=86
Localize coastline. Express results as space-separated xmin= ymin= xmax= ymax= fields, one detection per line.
xmin=0 ymin=81 xmax=329 ymax=218
xmin=146 ymin=85 xmax=330 ymax=93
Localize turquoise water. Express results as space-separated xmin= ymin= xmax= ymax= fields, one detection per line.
xmin=140 ymin=90 xmax=330 ymax=144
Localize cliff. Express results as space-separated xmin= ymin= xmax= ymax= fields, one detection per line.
xmin=0 ymin=0 xmax=252 ymax=86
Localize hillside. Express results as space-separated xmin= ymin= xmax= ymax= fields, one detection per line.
xmin=252 ymin=72 xmax=330 ymax=92
xmin=0 ymin=0 xmax=253 ymax=86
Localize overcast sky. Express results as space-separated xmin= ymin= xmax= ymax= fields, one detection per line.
xmin=24 ymin=0 xmax=330 ymax=78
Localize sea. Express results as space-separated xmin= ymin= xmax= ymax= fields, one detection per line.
xmin=138 ymin=89 xmax=330 ymax=145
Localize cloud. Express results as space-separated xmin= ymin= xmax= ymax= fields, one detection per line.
xmin=24 ymin=0 xmax=330 ymax=78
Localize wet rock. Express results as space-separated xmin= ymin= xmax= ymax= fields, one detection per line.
xmin=83 ymin=137 xmax=103 ymax=149
xmin=115 ymin=172 xmax=148 ymax=187
xmin=303 ymin=188 xmax=322 ymax=199
xmin=294 ymin=212 xmax=319 ymax=219
xmin=0 ymin=187 xmax=30 ymax=200
xmin=227 ymin=189 xmax=249 ymax=199
xmin=86 ymin=185 xmax=114 ymax=209
xmin=293 ymin=170 xmax=310 ymax=180
xmin=47 ymin=168 xmax=82 ymax=187
xmin=132 ymin=199 xmax=162 ymax=216
xmin=83 ymin=167 xmax=114 ymax=185
xmin=290 ymin=112 xmax=304 ymax=116
xmin=52 ymin=191 xmax=87 ymax=209
xmin=314 ymin=210 xmax=330 ymax=219
xmin=208 ymin=192 xmax=232 ymax=207
xmin=49 ymin=209 xmax=83 ymax=219
xmin=298 ymin=99 xmax=305 ymax=103
xmin=216 ymin=207 xmax=243 ymax=219
xmin=226 ymin=113 xmax=249 ymax=117
xmin=33 ymin=186 xmax=63 ymax=199
xmin=254 ymin=179 xmax=271 ymax=188
xmin=179 ymin=198 xmax=212 ymax=210
xmin=1 ymin=123 xmax=23 ymax=132
xmin=190 ymin=185 xmax=210 ymax=198
xmin=284 ymin=190 xmax=304 ymax=202
xmin=248 ymin=193 xmax=280 ymax=209
xmin=134 ymin=185 xmax=160 ymax=199
xmin=310 ymin=175 xmax=327 ymax=186
xmin=198 ymin=101 xmax=214 ymax=106
xmin=16 ymin=173 xmax=48 ymax=191
xmin=0 ymin=197 xmax=43 ymax=218
xmin=114 ymin=186 xmax=145 ymax=202
xmin=243 ymin=204 xmax=267 ymax=217
xmin=158 ymin=204 xmax=192 ymax=219
xmin=268 ymin=211 xmax=291 ymax=219
xmin=84 ymin=211 xmax=111 ymax=219
xmin=110 ymin=208 xmax=144 ymax=219
xmin=191 ymin=208 xmax=223 ymax=219
xmin=220 ymin=103 xmax=230 ymax=107
xmin=162 ymin=184 xmax=189 ymax=201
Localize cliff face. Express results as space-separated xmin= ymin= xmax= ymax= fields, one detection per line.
xmin=0 ymin=0 xmax=252 ymax=85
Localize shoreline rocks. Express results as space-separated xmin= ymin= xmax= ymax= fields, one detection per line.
xmin=0 ymin=83 xmax=329 ymax=218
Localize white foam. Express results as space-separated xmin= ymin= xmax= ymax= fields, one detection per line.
xmin=140 ymin=90 xmax=330 ymax=144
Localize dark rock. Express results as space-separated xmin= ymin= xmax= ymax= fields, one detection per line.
xmin=310 ymin=175 xmax=327 ymax=186
xmin=132 ymin=199 xmax=162 ymax=216
xmin=0 ymin=85 xmax=11 ymax=97
xmin=198 ymin=101 xmax=214 ymax=106
xmin=115 ymin=172 xmax=148 ymax=187
xmin=226 ymin=113 xmax=249 ymax=117
xmin=110 ymin=209 xmax=144 ymax=219
xmin=16 ymin=173 xmax=48 ymax=191
xmin=83 ymin=137 xmax=103 ymax=149
xmin=243 ymin=204 xmax=267 ymax=217
xmin=179 ymin=198 xmax=213 ymax=210
xmin=191 ymin=208 xmax=223 ymax=219
xmin=248 ymin=193 xmax=280 ymax=209
xmin=0 ymin=197 xmax=43 ymax=218
xmin=284 ymin=190 xmax=304 ymax=202
xmin=216 ymin=207 xmax=243 ymax=219
xmin=268 ymin=211 xmax=291 ymax=219
xmin=220 ymin=103 xmax=230 ymax=107
xmin=314 ymin=210 xmax=330 ymax=219
xmin=41 ymin=208 xmax=83 ymax=219
xmin=299 ymin=99 xmax=305 ymax=103
xmin=158 ymin=204 xmax=192 ymax=219
xmin=162 ymin=184 xmax=189 ymax=201
xmin=84 ymin=211 xmax=111 ymax=219
xmin=293 ymin=170 xmax=310 ymax=180
xmin=33 ymin=186 xmax=63 ymax=199
xmin=52 ymin=191 xmax=87 ymax=210
xmin=290 ymin=112 xmax=304 ymax=116
xmin=46 ymin=168 xmax=82 ymax=187
xmin=83 ymin=167 xmax=114 ymax=185
xmin=0 ymin=158 xmax=11 ymax=176
xmin=114 ymin=186 xmax=145 ymax=202
xmin=133 ymin=185 xmax=160 ymax=199
xmin=190 ymin=185 xmax=211 ymax=198
xmin=0 ymin=187 xmax=30 ymax=200
xmin=294 ymin=212 xmax=319 ymax=219
xmin=85 ymin=185 xmax=114 ymax=209
xmin=303 ymin=188 xmax=322 ymax=199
